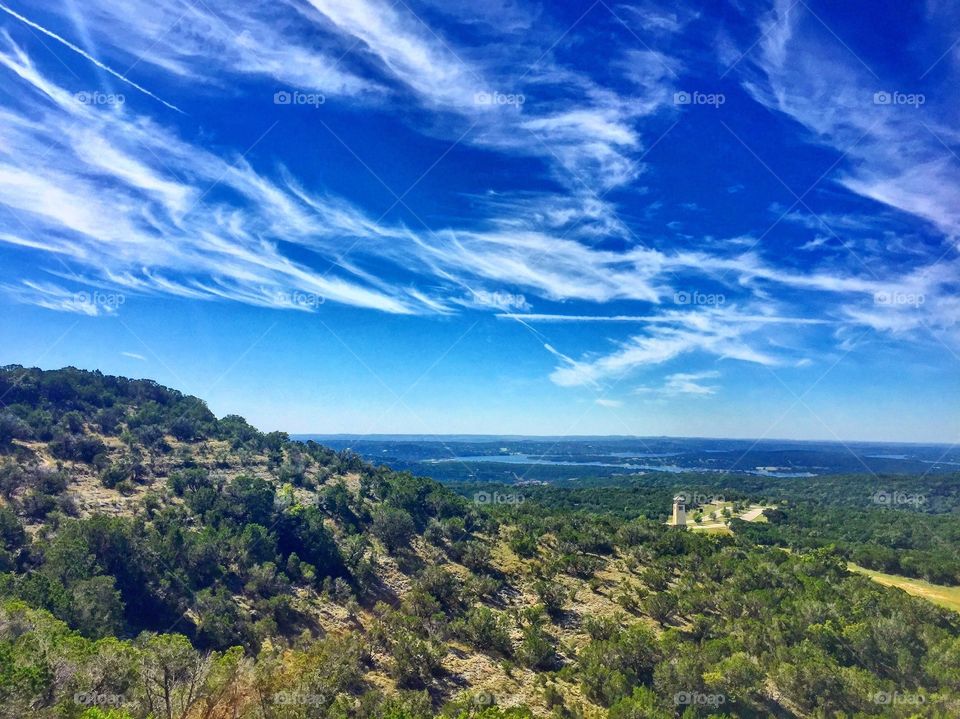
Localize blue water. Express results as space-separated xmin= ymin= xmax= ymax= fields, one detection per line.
xmin=607 ymin=451 xmax=681 ymax=458
xmin=434 ymin=454 xmax=816 ymax=477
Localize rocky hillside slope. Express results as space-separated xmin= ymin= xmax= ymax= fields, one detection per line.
xmin=1 ymin=365 xmax=958 ymax=719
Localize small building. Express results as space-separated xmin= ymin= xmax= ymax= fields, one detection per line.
xmin=671 ymin=495 xmax=687 ymax=527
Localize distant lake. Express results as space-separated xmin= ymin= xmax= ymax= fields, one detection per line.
xmin=432 ymin=454 xmax=815 ymax=477
xmin=430 ymin=454 xmax=627 ymax=467
xmin=296 ymin=435 xmax=958 ymax=479
xmin=607 ymin=451 xmax=681 ymax=458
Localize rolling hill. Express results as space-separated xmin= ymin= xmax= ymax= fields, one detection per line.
xmin=1 ymin=365 xmax=958 ymax=719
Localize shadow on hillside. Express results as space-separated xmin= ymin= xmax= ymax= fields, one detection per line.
xmin=395 ymin=549 xmax=427 ymax=575
xmin=487 ymin=580 xmax=521 ymax=610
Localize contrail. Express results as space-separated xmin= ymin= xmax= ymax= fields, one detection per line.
xmin=0 ymin=2 xmax=183 ymax=113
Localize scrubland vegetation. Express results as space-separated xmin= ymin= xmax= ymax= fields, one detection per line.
xmin=1 ymin=366 xmax=958 ymax=718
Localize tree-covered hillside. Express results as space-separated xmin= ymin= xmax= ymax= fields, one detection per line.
xmin=0 ymin=366 xmax=958 ymax=719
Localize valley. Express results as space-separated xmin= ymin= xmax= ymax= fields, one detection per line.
xmin=0 ymin=366 xmax=958 ymax=718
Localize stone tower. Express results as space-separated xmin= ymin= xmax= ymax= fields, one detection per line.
xmin=671 ymin=495 xmax=686 ymax=527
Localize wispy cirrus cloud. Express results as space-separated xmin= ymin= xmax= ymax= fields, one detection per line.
xmin=299 ymin=0 xmax=673 ymax=190
xmin=594 ymin=398 xmax=623 ymax=408
xmin=32 ymin=0 xmax=377 ymax=98
xmin=3 ymin=41 xmax=951 ymax=344
xmin=0 ymin=37 xmax=668 ymax=315
xmin=0 ymin=280 xmax=107 ymax=315
xmin=0 ymin=41 xmax=658 ymax=313
xmin=0 ymin=40 xmax=420 ymax=314
xmin=543 ymin=307 xmax=816 ymax=388
xmin=2 ymin=0 xmax=958 ymax=400
xmin=714 ymin=0 xmax=960 ymax=346
xmin=14 ymin=0 xmax=674 ymax=196
xmin=741 ymin=0 xmax=960 ymax=239
xmin=0 ymin=3 xmax=182 ymax=111
xmin=618 ymin=1 xmax=700 ymax=37
xmin=635 ymin=370 xmax=720 ymax=397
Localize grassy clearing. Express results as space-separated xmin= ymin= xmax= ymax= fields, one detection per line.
xmin=684 ymin=503 xmax=770 ymax=532
xmin=695 ymin=525 xmax=734 ymax=535
xmin=847 ymin=563 xmax=960 ymax=614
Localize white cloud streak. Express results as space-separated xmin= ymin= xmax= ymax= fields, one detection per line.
xmin=2 ymin=41 xmax=951 ymax=339
xmin=635 ymin=370 xmax=721 ymax=397
xmin=545 ymin=307 xmax=786 ymax=387
xmin=594 ymin=398 xmax=623 ymax=408
xmin=1 ymin=0 xmax=957 ymax=395
xmin=300 ymin=0 xmax=664 ymax=189
xmin=0 ymin=41 xmax=419 ymax=314
xmin=39 ymin=0 xmax=377 ymax=98
xmin=743 ymin=0 xmax=960 ymax=238
xmin=0 ymin=3 xmax=182 ymax=111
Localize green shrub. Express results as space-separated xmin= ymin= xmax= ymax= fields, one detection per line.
xmin=453 ymin=606 xmax=512 ymax=656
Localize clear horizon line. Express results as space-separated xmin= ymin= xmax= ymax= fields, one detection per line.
xmin=288 ymin=432 xmax=955 ymax=447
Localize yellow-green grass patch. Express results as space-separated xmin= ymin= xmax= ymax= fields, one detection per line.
xmin=848 ymin=563 xmax=960 ymax=614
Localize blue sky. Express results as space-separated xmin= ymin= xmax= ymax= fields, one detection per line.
xmin=0 ymin=0 xmax=957 ymax=442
